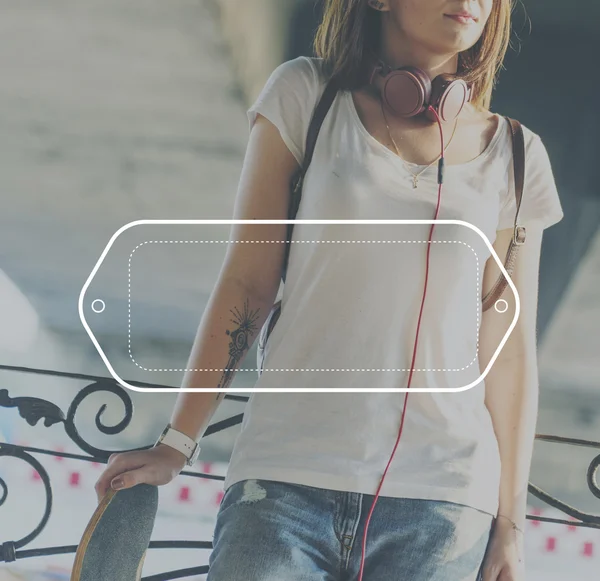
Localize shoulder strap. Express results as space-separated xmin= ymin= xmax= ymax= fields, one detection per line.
xmin=282 ymin=78 xmax=340 ymax=282
xmin=481 ymin=117 xmax=527 ymax=312
xmin=303 ymin=79 xmax=342 ymax=176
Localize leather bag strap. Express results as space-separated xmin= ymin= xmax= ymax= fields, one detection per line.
xmin=282 ymin=78 xmax=340 ymax=282
xmin=481 ymin=117 xmax=527 ymax=312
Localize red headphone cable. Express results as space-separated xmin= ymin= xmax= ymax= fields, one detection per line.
xmin=357 ymin=106 xmax=446 ymax=581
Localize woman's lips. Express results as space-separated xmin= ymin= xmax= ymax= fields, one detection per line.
xmin=444 ymin=14 xmax=477 ymax=25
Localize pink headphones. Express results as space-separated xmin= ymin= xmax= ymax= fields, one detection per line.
xmin=370 ymin=61 xmax=471 ymax=122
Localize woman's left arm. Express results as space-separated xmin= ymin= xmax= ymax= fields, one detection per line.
xmin=478 ymin=223 xmax=547 ymax=579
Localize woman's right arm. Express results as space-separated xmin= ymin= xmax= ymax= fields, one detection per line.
xmin=95 ymin=114 xmax=300 ymax=500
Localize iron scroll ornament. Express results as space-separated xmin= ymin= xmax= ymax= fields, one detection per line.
xmin=0 ymin=445 xmax=53 ymax=563
xmin=0 ymin=364 xmax=247 ymax=574
xmin=0 ymin=382 xmax=133 ymax=459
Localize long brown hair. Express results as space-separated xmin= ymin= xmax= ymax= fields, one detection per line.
xmin=314 ymin=0 xmax=513 ymax=110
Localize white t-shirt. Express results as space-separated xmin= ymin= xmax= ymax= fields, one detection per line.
xmin=224 ymin=57 xmax=564 ymax=516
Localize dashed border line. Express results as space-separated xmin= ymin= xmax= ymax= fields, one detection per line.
xmin=128 ymin=240 xmax=480 ymax=372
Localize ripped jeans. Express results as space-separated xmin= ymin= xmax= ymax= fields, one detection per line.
xmin=207 ymin=479 xmax=494 ymax=581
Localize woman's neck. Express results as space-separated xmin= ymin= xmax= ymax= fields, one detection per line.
xmin=377 ymin=29 xmax=459 ymax=80
xmin=380 ymin=50 xmax=458 ymax=80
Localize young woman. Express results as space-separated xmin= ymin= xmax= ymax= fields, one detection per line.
xmin=96 ymin=1 xmax=564 ymax=580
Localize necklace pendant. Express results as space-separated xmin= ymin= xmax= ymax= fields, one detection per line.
xmin=412 ymin=175 xmax=419 ymax=189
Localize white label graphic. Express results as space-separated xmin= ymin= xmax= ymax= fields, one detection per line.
xmin=79 ymin=220 xmax=520 ymax=393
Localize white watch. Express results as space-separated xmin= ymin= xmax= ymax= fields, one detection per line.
xmin=155 ymin=424 xmax=201 ymax=466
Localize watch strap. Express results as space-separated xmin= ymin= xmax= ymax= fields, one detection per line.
xmin=155 ymin=424 xmax=200 ymax=466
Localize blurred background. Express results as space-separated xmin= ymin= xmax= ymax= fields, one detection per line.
xmin=0 ymin=0 xmax=598 ymax=579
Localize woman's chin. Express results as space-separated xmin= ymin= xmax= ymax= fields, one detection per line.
xmin=431 ymin=34 xmax=482 ymax=57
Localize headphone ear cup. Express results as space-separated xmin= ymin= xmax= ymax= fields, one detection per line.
xmin=382 ymin=67 xmax=431 ymax=117
xmin=428 ymin=75 xmax=469 ymax=122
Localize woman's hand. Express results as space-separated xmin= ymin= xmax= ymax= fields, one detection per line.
xmin=480 ymin=517 xmax=526 ymax=581
xmin=94 ymin=444 xmax=187 ymax=503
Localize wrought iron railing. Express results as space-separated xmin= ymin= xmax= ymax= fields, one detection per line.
xmin=1 ymin=364 xmax=599 ymax=579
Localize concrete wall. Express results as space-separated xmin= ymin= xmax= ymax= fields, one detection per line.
xmin=524 ymin=0 xmax=600 ymax=34
xmin=215 ymin=0 xmax=298 ymax=103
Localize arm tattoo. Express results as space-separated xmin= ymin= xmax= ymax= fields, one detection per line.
xmin=216 ymin=298 xmax=260 ymax=397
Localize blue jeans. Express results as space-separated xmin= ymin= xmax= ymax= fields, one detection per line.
xmin=207 ymin=479 xmax=494 ymax=581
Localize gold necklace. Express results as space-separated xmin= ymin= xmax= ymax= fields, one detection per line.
xmin=380 ymin=100 xmax=459 ymax=189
